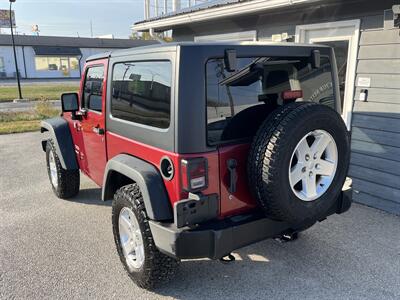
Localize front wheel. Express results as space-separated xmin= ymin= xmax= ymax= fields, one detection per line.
xmin=46 ymin=139 xmax=80 ymax=199
xmin=112 ymin=184 xmax=179 ymax=289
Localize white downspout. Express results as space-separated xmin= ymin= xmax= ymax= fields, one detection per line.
xmin=149 ymin=28 xmax=166 ymax=43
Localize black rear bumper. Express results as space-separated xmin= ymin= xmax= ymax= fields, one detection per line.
xmin=150 ymin=187 xmax=352 ymax=260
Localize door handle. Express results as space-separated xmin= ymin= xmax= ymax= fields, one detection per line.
xmin=227 ymin=159 xmax=238 ymax=194
xmin=92 ymin=126 xmax=105 ymax=135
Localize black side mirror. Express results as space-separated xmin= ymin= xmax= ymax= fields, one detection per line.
xmin=61 ymin=93 xmax=79 ymax=112
xmin=311 ymin=50 xmax=321 ymax=69
xmin=224 ymin=49 xmax=237 ymax=72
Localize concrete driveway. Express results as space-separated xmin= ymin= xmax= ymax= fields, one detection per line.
xmin=1 ymin=132 xmax=399 ymax=300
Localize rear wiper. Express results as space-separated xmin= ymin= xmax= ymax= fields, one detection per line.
xmin=219 ymin=59 xmax=300 ymax=87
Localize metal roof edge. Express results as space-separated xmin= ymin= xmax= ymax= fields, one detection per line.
xmin=132 ymin=0 xmax=318 ymax=31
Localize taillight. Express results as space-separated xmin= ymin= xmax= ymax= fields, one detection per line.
xmin=282 ymin=90 xmax=303 ymax=101
xmin=181 ymin=157 xmax=208 ymax=192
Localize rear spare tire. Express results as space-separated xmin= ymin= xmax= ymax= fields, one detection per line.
xmin=248 ymin=102 xmax=350 ymax=224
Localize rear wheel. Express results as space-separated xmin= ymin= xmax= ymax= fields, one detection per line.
xmin=46 ymin=139 xmax=80 ymax=199
xmin=248 ymin=102 xmax=350 ymax=224
xmin=112 ymin=184 xmax=179 ymax=289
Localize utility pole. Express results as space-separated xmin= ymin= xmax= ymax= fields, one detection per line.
xmin=9 ymin=0 xmax=23 ymax=100
xmin=90 ymin=20 xmax=93 ymax=38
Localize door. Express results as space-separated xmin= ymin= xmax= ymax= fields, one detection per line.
xmin=77 ymin=61 xmax=108 ymax=185
xmin=296 ymin=20 xmax=360 ymax=130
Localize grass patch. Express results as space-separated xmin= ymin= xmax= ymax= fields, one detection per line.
xmin=0 ymin=84 xmax=78 ymax=102
xmin=0 ymin=120 xmax=41 ymax=134
xmin=0 ymin=101 xmax=60 ymax=134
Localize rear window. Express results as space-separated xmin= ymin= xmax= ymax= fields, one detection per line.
xmin=111 ymin=61 xmax=171 ymax=129
xmin=206 ymin=56 xmax=334 ymax=145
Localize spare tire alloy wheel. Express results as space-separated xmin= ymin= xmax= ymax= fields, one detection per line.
xmin=289 ymin=130 xmax=338 ymax=201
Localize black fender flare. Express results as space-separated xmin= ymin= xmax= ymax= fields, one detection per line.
xmin=102 ymin=154 xmax=173 ymax=221
xmin=40 ymin=117 xmax=79 ymax=170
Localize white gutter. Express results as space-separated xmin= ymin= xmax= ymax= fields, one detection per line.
xmin=133 ymin=0 xmax=317 ymax=32
xmin=149 ymin=28 xmax=166 ymax=43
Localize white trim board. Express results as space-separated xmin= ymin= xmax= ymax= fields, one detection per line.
xmin=194 ymin=31 xmax=257 ymax=42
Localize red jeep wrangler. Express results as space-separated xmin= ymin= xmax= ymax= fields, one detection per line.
xmin=41 ymin=42 xmax=352 ymax=289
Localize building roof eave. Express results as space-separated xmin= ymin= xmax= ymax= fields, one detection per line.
xmin=132 ymin=0 xmax=318 ymax=32
xmin=0 ymin=34 xmax=158 ymax=49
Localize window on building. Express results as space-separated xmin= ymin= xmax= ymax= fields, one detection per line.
xmin=111 ymin=61 xmax=172 ymax=129
xmin=83 ymin=66 xmax=104 ymax=112
xmin=35 ymin=57 xmax=48 ymax=71
xmin=48 ymin=57 xmax=61 ymax=71
xmin=0 ymin=57 xmax=4 ymax=72
xmin=70 ymin=57 xmax=79 ymax=70
xmin=206 ymin=56 xmax=334 ymax=145
xmin=35 ymin=56 xmax=80 ymax=71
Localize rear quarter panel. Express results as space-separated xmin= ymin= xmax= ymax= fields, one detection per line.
xmin=106 ymin=131 xmax=220 ymax=208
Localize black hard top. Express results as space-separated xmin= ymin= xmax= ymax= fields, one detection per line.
xmin=86 ymin=41 xmax=330 ymax=62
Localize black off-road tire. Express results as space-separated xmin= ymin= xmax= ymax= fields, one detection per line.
xmin=248 ymin=102 xmax=350 ymax=224
xmin=46 ymin=139 xmax=80 ymax=199
xmin=112 ymin=184 xmax=179 ymax=289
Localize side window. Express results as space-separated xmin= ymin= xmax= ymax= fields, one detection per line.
xmin=83 ymin=66 xmax=104 ymax=112
xmin=111 ymin=61 xmax=171 ymax=129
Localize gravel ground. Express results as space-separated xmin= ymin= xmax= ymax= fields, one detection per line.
xmin=1 ymin=132 xmax=400 ymax=300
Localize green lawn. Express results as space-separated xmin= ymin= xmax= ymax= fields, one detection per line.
xmin=0 ymin=101 xmax=60 ymax=134
xmin=0 ymin=84 xmax=79 ymax=102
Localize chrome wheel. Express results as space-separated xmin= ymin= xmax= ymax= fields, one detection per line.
xmin=118 ymin=207 xmax=145 ymax=271
xmin=289 ymin=129 xmax=338 ymax=201
xmin=48 ymin=151 xmax=58 ymax=188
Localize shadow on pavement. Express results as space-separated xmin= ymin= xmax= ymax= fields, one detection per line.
xmin=66 ymin=187 xmax=111 ymax=207
xmin=152 ymin=239 xmax=291 ymax=300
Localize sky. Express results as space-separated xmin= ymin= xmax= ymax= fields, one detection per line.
xmin=0 ymin=0 xmax=145 ymax=38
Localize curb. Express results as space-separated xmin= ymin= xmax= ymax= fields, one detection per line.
xmin=13 ymin=99 xmax=31 ymax=103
